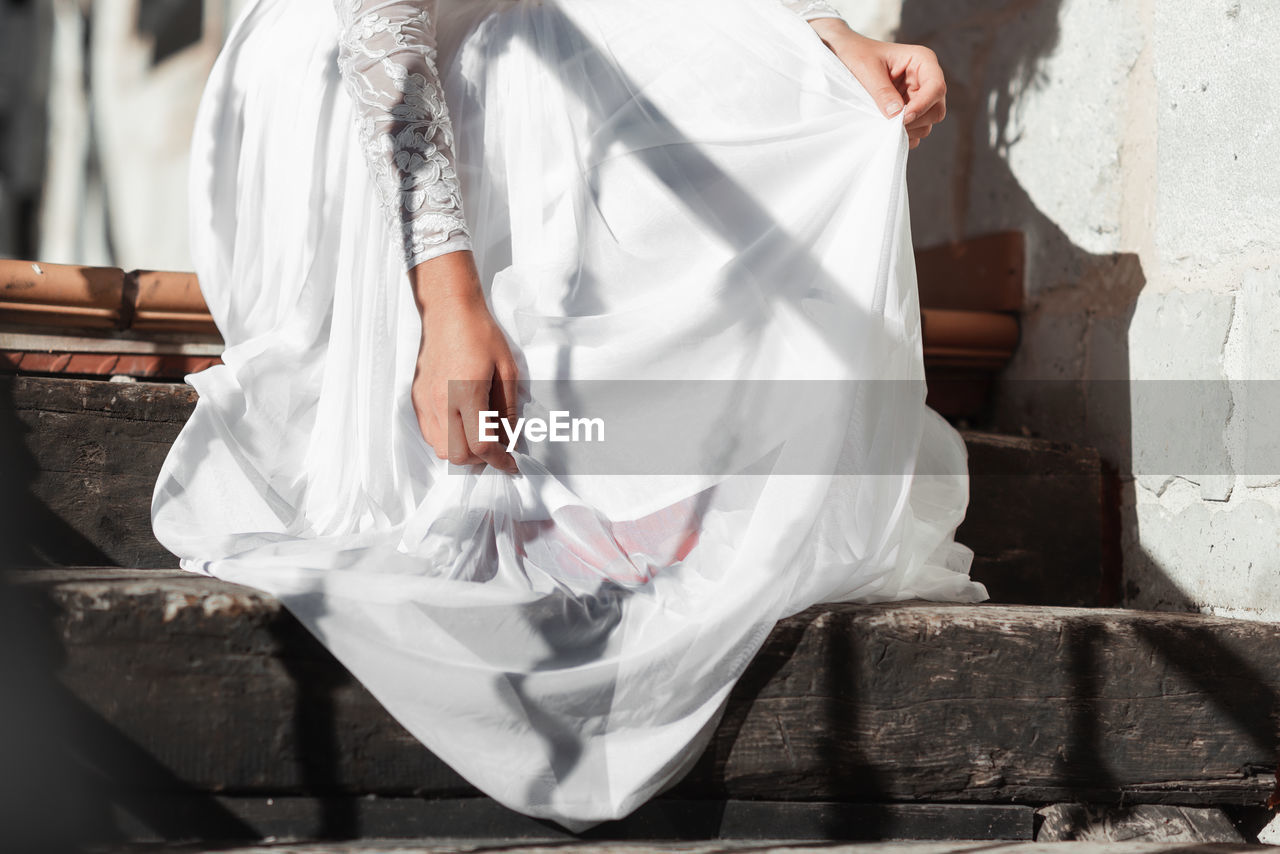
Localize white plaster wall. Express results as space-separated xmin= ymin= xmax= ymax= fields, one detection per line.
xmin=1154 ymin=1 xmax=1280 ymax=267
xmin=1117 ymin=1 xmax=1280 ymax=621
xmin=900 ymin=0 xmax=1280 ymax=620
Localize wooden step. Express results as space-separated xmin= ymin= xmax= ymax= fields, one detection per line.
xmin=0 ymin=375 xmax=1109 ymax=606
xmin=3 ymin=568 xmax=1275 ymax=817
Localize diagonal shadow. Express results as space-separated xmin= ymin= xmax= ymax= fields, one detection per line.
xmin=264 ymin=592 xmax=362 ymax=841
xmin=1131 ymin=620 xmax=1280 ymax=758
xmin=1054 ymin=619 xmax=1124 ymax=802
xmin=479 ymin=0 xmax=907 ymax=378
xmin=0 ymin=574 xmax=260 ymax=847
xmin=0 ymin=376 xmax=118 ymax=568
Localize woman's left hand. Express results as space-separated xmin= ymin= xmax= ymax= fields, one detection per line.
xmin=807 ymin=18 xmax=946 ymax=150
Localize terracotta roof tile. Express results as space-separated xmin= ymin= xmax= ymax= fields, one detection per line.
xmin=125 ymin=269 xmax=218 ymax=334
xmin=921 ymin=308 xmax=1020 ymax=368
xmin=0 ymin=259 xmax=125 ymax=328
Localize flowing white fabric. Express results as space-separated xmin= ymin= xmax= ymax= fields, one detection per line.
xmin=153 ymin=0 xmax=989 ymax=829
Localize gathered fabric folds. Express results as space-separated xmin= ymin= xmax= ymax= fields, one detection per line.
xmin=153 ymin=0 xmax=989 ymax=828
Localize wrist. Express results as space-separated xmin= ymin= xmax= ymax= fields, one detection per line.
xmin=410 ymin=250 xmax=487 ymax=324
xmin=807 ymin=17 xmax=864 ymax=52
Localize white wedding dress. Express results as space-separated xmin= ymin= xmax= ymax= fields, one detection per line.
xmin=152 ymin=0 xmax=989 ymax=828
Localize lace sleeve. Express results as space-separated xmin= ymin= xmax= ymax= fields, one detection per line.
xmin=778 ymin=0 xmax=846 ymax=21
xmin=333 ymin=0 xmax=472 ymax=273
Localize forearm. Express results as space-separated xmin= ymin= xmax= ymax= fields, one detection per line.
xmin=805 ymin=16 xmax=862 ymax=52
xmin=332 ymin=0 xmax=474 ymax=276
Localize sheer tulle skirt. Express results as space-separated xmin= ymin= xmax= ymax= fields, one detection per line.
xmin=153 ymin=0 xmax=988 ymax=827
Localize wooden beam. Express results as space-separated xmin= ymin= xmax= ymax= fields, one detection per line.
xmin=5 ymin=569 xmax=1276 ymax=807
xmin=1 ymin=376 xmax=197 ymax=567
xmin=104 ymin=796 xmax=1034 ymax=843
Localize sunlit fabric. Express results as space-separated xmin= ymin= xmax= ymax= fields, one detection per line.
xmin=152 ymin=0 xmax=989 ymax=829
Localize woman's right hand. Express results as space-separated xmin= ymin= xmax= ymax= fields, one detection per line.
xmin=409 ymin=251 xmax=521 ymax=474
xmin=806 ymin=18 xmax=947 ymax=150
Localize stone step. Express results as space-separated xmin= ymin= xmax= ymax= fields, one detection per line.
xmin=0 ymin=375 xmax=1110 ymax=606
xmin=2 ymin=567 xmax=1274 ymax=839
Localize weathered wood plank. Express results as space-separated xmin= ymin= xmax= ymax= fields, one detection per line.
xmin=4 ymin=569 xmax=1275 ymax=806
xmin=957 ymin=431 xmax=1107 ymax=606
xmin=1 ymin=376 xmax=196 ymax=567
xmin=104 ymin=797 xmax=1034 ymax=843
xmin=2 ymin=376 xmax=1107 ymax=606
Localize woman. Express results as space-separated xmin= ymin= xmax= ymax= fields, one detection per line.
xmin=153 ymin=0 xmax=989 ymax=828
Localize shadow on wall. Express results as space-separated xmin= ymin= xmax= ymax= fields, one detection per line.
xmin=898 ymin=0 xmax=1146 ymax=454
xmin=896 ymin=0 xmax=1192 ymax=610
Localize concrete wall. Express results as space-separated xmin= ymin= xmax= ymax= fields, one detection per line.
xmin=891 ymin=0 xmax=1280 ymax=621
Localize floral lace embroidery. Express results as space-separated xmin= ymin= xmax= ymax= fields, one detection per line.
xmin=778 ymin=0 xmax=845 ymax=21
xmin=333 ymin=0 xmax=472 ymax=272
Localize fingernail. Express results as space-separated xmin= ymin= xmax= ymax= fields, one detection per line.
xmin=903 ymin=110 xmax=917 ymax=123
xmin=886 ymin=101 xmax=903 ymax=117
